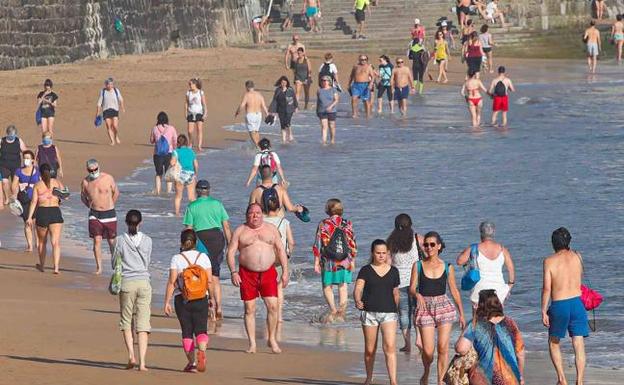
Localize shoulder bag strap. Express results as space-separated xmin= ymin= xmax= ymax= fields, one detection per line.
xmin=194 ymin=250 xmax=202 ymax=265
xmin=179 ymin=251 xmax=192 ymax=267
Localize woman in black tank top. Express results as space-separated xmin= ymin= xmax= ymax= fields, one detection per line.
xmin=409 ymin=231 xmax=465 ymax=385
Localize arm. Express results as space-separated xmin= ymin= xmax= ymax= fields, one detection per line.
xmin=508 ymin=79 xmax=516 ymax=93
xmin=312 ymin=223 xmax=323 ymax=274
xmin=276 ymin=164 xmax=288 ymax=185
xmin=408 ymin=70 xmax=415 ymax=91
xmin=280 ymin=188 xmax=300 ymax=212
xmin=119 ymin=94 xmax=125 ymax=113
xmin=460 ymin=83 xmax=466 ymax=97
xmin=234 ymin=95 xmax=246 ymax=117
xmin=261 ymin=97 xmax=269 ymax=117
xmin=110 ymin=177 xmax=120 ymax=204
xmin=245 ymin=165 xmax=259 ymax=187
xmin=149 ymin=128 xmax=156 ymax=144
xmin=541 ymin=259 xmax=551 ymax=327
xmin=306 ymin=59 xmax=312 ymax=81
xmin=201 ymin=93 xmax=207 ymax=118
xmin=349 ymin=66 xmax=356 ymax=87
xmin=353 ymin=278 xmax=365 ymax=309
xmin=286 ymin=223 xmax=295 ymax=255
xmin=249 ymin=188 xmax=258 ymax=205
xmin=456 ymin=246 xmax=470 ymax=266
xmin=393 ymin=286 xmax=400 ymax=311
xmin=503 ymin=247 xmax=516 ymax=285
xmin=448 ymin=265 xmax=466 ymax=329
xmin=163 ymin=268 xmax=178 ymax=316
xmin=327 ymin=91 xmax=340 ymax=112
xmin=517 ymin=348 xmax=525 ymax=384
xmin=19 ymin=139 xmax=27 ymax=152
xmin=390 ymin=70 xmax=396 ymax=88
xmin=80 ymin=180 xmax=91 ymax=208
xmin=226 ymin=227 xmax=241 ymax=286
xmin=26 ymin=185 xmax=39 ymax=225
xmin=273 ymin=227 xmax=289 ymax=288
xmin=193 ymin=159 xmax=199 ymax=175
xmin=487 ymin=80 xmax=495 ymax=95
xmin=598 ymin=31 xmax=602 ymax=51
xmin=479 ymin=80 xmax=488 ymax=93
xmin=222 ymin=220 xmax=232 ymax=244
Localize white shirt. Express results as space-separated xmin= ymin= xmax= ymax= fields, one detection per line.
xmin=318 ymin=62 xmax=338 ymax=76
xmin=97 ymin=88 xmax=123 ymax=111
xmin=486 ymin=2 xmax=497 ymax=17
xmin=253 ymin=151 xmax=281 ymax=166
xmin=169 ymin=250 xmax=211 ymax=296
xmin=186 ymin=90 xmax=204 ymax=115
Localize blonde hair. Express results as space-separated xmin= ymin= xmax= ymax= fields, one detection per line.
xmin=325 ymin=198 xmax=343 ymax=216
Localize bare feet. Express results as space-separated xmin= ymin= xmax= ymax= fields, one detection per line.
xmin=399 ymin=345 xmax=411 ymax=353
xmin=35 ymin=264 xmax=44 ymax=272
xmin=53 ymin=270 xmax=60 ymax=275
xmin=95 ymin=269 xmax=102 ymax=275
xmin=246 ymin=344 xmax=257 ymax=354
xmin=116 ymin=136 xmax=121 ymax=144
xmin=125 ymin=360 xmax=136 ymax=370
xmin=363 ymin=377 xmax=373 ymax=385
xmin=138 ymin=366 xmax=148 ymax=372
xmin=268 ymin=339 xmax=282 ymax=354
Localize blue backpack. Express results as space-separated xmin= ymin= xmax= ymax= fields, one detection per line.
xmin=460 ymin=244 xmax=481 ymax=291
xmin=155 ymin=127 xmax=170 ymax=156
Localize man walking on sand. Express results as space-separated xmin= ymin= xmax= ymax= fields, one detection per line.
xmin=235 ymin=80 xmax=269 ymax=148
xmin=226 ymin=203 xmax=289 ymax=354
xmin=80 ymin=159 xmax=119 ymax=274
xmin=488 ymin=66 xmax=515 ymax=127
xmin=284 ymin=34 xmax=305 ymax=69
xmin=584 ymin=21 xmax=601 ymax=74
xmin=349 ymin=55 xmax=375 ymax=118
xmin=542 ymin=227 xmax=589 ymax=385
xmin=390 ymin=57 xmax=414 ymax=116
xmin=249 ymin=165 xmax=303 ymax=216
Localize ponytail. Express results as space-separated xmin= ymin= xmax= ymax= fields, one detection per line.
xmin=125 ymin=209 xmax=142 ymax=236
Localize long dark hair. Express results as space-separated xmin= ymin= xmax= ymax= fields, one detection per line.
xmin=40 ymin=163 xmax=52 ymax=188
xmin=125 ymin=210 xmax=142 ymax=236
xmin=274 ymin=75 xmax=291 ymax=88
xmin=387 ymin=213 xmax=414 ymax=254
xmin=476 ymin=290 xmax=504 ymax=321
xmin=156 ymin=111 xmax=169 ymax=126
xmin=180 ymin=229 xmax=197 ymax=252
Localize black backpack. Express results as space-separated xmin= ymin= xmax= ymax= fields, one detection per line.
xmin=318 ymin=62 xmax=334 ymax=83
xmin=260 ymin=184 xmax=280 ymax=214
xmin=322 ymin=221 xmax=350 ymax=261
xmin=494 ymin=80 xmax=507 ymax=97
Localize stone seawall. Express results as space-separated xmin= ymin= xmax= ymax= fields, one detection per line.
xmin=511 ymin=0 xmax=624 ymax=30
xmin=0 ymin=0 xmax=264 ymax=70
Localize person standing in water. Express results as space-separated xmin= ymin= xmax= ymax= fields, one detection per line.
xmin=584 ymin=20 xmax=601 ymax=74
xmin=390 ymin=57 xmax=414 ymax=117
xmin=317 ymin=76 xmax=340 ymax=145
xmin=375 ymin=55 xmax=394 ymax=114
xmin=488 ymin=66 xmax=515 ymax=127
xmin=349 ymin=55 xmax=375 ymax=118
xmin=95 ymin=78 xmax=125 ymax=146
xmin=234 ymin=80 xmax=269 ymax=148
xmin=461 ymin=70 xmax=487 ymax=127
xmin=149 ymin=111 xmax=177 ymax=195
xmin=171 ymin=134 xmax=198 ymax=216
xmin=184 ymin=78 xmax=207 ymax=151
xmin=269 ymin=76 xmax=298 ymax=144
xmin=36 ymin=79 xmax=58 ymax=134
xmin=245 ymin=138 xmax=288 ymax=187
xmin=292 ymin=48 xmax=312 ymax=110
xmin=611 ymin=15 xmax=624 ymax=63
xmin=80 ymin=159 xmax=119 ymax=274
xmin=354 ymin=239 xmax=400 ymax=385
xmin=542 ymin=227 xmax=590 ymax=385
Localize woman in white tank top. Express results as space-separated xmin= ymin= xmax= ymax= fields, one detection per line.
xmin=456 ymin=221 xmax=516 ymax=307
xmin=184 ymin=78 xmax=207 ymax=151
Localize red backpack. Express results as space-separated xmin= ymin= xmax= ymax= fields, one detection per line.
xmin=259 ymin=150 xmax=277 ymax=175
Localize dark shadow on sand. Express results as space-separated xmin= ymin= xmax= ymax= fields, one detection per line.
xmin=82 ymin=308 xmax=168 ymax=319
xmin=247 ymin=378 xmax=361 ymax=385
xmin=0 ymin=262 xmax=85 ymax=274
xmin=148 ymin=343 xmax=242 ymax=353
xmin=4 ymin=355 xmax=179 ymax=372
xmin=56 ymin=139 xmax=100 ymax=145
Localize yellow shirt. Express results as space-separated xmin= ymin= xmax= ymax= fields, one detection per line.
xmin=354 ymin=0 xmax=370 ymax=11
xmin=435 ymin=40 xmax=448 ymax=60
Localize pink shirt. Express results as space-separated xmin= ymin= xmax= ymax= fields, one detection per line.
xmin=151 ymin=124 xmax=178 ymax=154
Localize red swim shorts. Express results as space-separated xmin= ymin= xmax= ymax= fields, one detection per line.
xmin=88 ymin=209 xmax=117 ymax=240
xmin=239 ymin=265 xmax=278 ymax=301
xmin=492 ymin=95 xmax=509 ymax=112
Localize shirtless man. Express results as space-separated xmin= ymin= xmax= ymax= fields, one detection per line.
xmin=460 ymin=70 xmax=487 ymax=127
xmin=390 ymin=57 xmax=414 ymax=116
xmin=226 ymin=203 xmax=289 ymax=354
xmin=80 ymin=159 xmax=119 ymax=274
xmin=303 ymin=0 xmax=321 ymax=33
xmin=583 ymin=21 xmax=601 ymax=74
xmin=611 ymin=15 xmax=624 ymax=62
xmin=541 ymin=227 xmax=589 ymax=385
xmin=235 ymin=80 xmax=269 ymax=148
xmin=456 ymin=0 xmax=471 ymax=27
xmin=284 ymin=34 xmax=305 ymax=69
xmin=349 ymin=55 xmax=375 ymax=118
xmin=488 ymin=66 xmax=515 ymax=127
xmin=249 ymin=165 xmax=302 ymax=216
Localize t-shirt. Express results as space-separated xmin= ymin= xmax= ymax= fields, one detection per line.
xmin=357 ymin=264 xmax=400 ymax=313
xmin=97 ymin=88 xmax=123 ymax=111
xmin=187 ymin=90 xmax=205 ymax=115
xmin=37 ymin=91 xmax=58 ymax=112
xmin=486 ymin=1 xmax=497 ymax=17
xmin=263 ymin=215 xmax=290 ymax=254
xmin=183 ymin=196 xmax=229 ymax=231
xmin=170 ymin=250 xmax=212 ymax=296
xmin=151 ymin=124 xmax=177 ymax=154
xmin=173 ymin=147 xmax=196 ymax=172
xmin=354 ymin=0 xmax=369 ymax=11
xmin=317 ymin=87 xmax=338 ymax=113
xmin=16 ymin=167 xmax=40 ymax=200
xmin=253 ymin=151 xmax=281 ymax=166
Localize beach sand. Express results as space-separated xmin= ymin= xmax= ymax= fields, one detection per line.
xmin=0 ymin=47 xmax=622 ymax=384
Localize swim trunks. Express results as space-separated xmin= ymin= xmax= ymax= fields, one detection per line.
xmin=615 ymin=33 xmax=624 ymax=41
xmin=394 ymin=85 xmax=410 ymax=101
xmin=102 ymin=108 xmax=119 ymax=119
xmin=306 ymin=6 xmax=318 ymax=18
xmin=547 ymin=296 xmax=589 ymax=339
xmin=88 ymin=208 xmax=117 ymax=239
xmin=239 ymin=264 xmax=278 ymax=301
xmin=178 ymin=169 xmax=195 ymax=186
xmin=317 ymin=112 xmax=337 ymax=121
xmin=246 ymin=112 xmax=262 ymax=132
xmin=586 ymin=43 xmax=599 ymax=57
xmin=414 ymin=294 xmax=457 ymax=328
xmin=350 ymin=82 xmax=371 ymax=101
xmin=493 ymin=95 xmax=509 ymax=112
xmin=355 ymin=9 xmax=366 ymax=23
xmin=35 ymin=206 xmax=64 ymax=228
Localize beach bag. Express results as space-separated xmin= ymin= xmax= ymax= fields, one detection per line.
xmin=443 ymin=346 xmax=478 ymax=385
xmin=35 ymin=109 xmax=42 ymax=125
xmin=16 ymin=168 xmax=36 ymax=207
xmin=108 ymin=244 xmax=123 ymax=295
xmin=461 ymin=244 xmax=481 ymax=291
xmin=494 ymin=81 xmax=507 ymax=97
xmin=322 ymin=220 xmax=350 ymax=261
xmin=155 ymin=128 xmax=170 ymax=156
xmin=260 ymin=183 xmax=280 ymax=213
xmin=581 ymin=285 xmax=603 ymax=310
xmin=179 ymin=251 xmax=209 ymax=301
xmin=164 ymin=160 xmax=180 ymax=183
xmin=259 ymin=150 xmax=277 ymax=175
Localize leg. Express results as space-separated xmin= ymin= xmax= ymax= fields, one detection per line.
xmin=49 ymin=223 xmax=63 ymax=273
xmin=320 ymin=118 xmax=329 ymax=144
xmin=501 ymin=111 xmax=508 ymax=127
xmin=548 ymin=336 xmax=568 ymax=385
xmin=322 ymin=284 xmax=338 ymax=320
xmin=329 ymin=120 xmax=336 ymax=144
xmin=263 ymin=296 xmax=281 ymax=353
xmin=303 ymin=83 xmax=310 ymax=110
xmin=468 ymin=103 xmax=478 ymax=127
xmin=154 ymin=175 xmax=162 ymax=195
xmin=24 ymin=220 xmax=33 ymax=252
xmin=397 ymin=289 xmax=411 ymax=352
xmin=211 ymin=278 xmax=223 ymax=319
xmin=196 ymin=121 xmax=204 ymax=150
xmin=476 ymin=101 xmax=483 ymax=126
xmin=105 ymin=118 xmax=115 ymax=145
xmin=174 ymin=182 xmax=183 ymax=216
xmin=243 ymin=300 xmax=257 ymax=353
xmin=186 ymin=180 xmax=197 ymax=203
xmin=362 ymin=324 xmax=380 ymax=385
xmin=35 ymin=225 xmax=48 ymax=271
xmin=122 ymin=329 xmax=136 ymax=367
xmin=401 ymin=99 xmax=408 ymax=116
xmin=48 ymin=117 xmax=55 ymax=134
xmin=337 ymin=283 xmax=348 ymax=319
xmin=419 ymin=326 xmax=436 ymax=385
xmin=381 ymin=320 xmax=398 ymax=385
xmin=572 ymin=336 xmax=586 ymax=385
xmin=93 ymin=235 xmax=103 ymax=274
xmin=112 ymin=117 xmax=121 ymax=144
xmin=281 ymin=128 xmax=287 ymax=143
xmin=436 ymin=323 xmax=453 ymax=385
xmin=187 ymin=122 xmax=195 ymax=149
xmin=137 ymin=332 xmax=148 ymax=371
xmin=249 ymin=131 xmax=261 ymax=148
xmin=488 ymin=52 xmax=494 ymax=73
xmin=295 ymin=81 xmax=302 ymax=104
xmin=351 ymin=97 xmax=359 ymax=118
xmin=491 ymin=110 xmax=500 ymax=126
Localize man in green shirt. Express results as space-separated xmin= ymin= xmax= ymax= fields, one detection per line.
xmin=183 ymin=179 xmax=232 ymax=320
xmin=353 ymin=0 xmax=371 ymax=39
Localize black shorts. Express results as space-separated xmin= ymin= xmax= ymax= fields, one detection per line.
xmin=377 ymin=85 xmax=392 ymax=101
xmin=174 ymin=295 xmax=208 ymax=339
xmin=483 ymin=47 xmax=492 ymax=53
xmin=0 ymin=165 xmax=18 ymax=180
xmin=466 ymin=57 xmax=482 ymax=74
xmin=458 ymin=5 xmax=470 ymax=15
xmin=317 ymin=112 xmax=337 ymax=121
xmin=103 ymin=108 xmax=119 ymax=119
xmin=278 ymin=112 xmax=293 ymax=130
xmin=20 ymin=200 xmax=31 ymax=222
xmin=40 ymin=108 xmax=55 ymax=118
xmin=355 ymin=9 xmax=366 ymax=23
xmin=35 ymin=206 xmax=64 ymax=228
xmin=196 ymin=229 xmax=226 ymax=277
xmin=153 ymin=153 xmax=172 ymax=176
xmin=187 ymin=113 xmax=204 ymax=123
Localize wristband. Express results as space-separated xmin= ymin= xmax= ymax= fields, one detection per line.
xmin=507 ymin=281 xmax=515 ymax=284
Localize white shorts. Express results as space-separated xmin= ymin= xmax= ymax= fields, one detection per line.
xmin=360 ymin=311 xmax=398 ymax=327
xmin=246 ymin=112 xmax=262 ymax=132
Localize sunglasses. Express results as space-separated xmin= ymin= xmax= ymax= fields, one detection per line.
xmin=87 ymin=167 xmax=99 ymax=173
xmin=359 ymin=58 xmax=368 ymax=61
xmin=423 ymin=242 xmax=438 ymax=248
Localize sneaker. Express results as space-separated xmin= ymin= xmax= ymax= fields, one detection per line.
xmin=197 ymin=350 xmax=206 ymax=372
xmin=183 ymin=363 xmax=198 ymax=373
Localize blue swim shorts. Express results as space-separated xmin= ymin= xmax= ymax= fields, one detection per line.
xmin=350 ymin=82 xmax=371 ymax=101
xmin=394 ymin=85 xmax=410 ymax=101
xmin=306 ymin=6 xmax=318 ymax=18
xmin=548 ymin=296 xmax=589 ymax=339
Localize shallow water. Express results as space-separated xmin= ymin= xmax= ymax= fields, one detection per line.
xmin=3 ymin=62 xmax=623 ymax=373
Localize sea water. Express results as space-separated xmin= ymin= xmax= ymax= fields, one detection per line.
xmin=3 ymin=63 xmax=623 ymax=372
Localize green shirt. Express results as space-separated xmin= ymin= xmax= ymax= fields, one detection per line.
xmin=183 ymin=196 xmax=229 ymax=231
xmin=354 ymin=0 xmax=369 ymax=11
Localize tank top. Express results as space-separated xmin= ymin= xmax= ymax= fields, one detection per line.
xmin=294 ymin=58 xmax=309 ymax=80
xmin=435 ymin=40 xmax=448 ymax=60
xmin=0 ymin=137 xmax=21 ymax=169
xmin=392 ymin=238 xmax=420 ymax=289
xmin=418 ymin=262 xmax=449 ymax=297
xmin=37 ymin=145 xmax=59 ymax=169
xmin=467 ymin=43 xmax=481 ymax=58
xmin=476 ymin=249 xmax=505 ymax=286
xmin=479 ymin=33 xmax=491 ymax=49
xmin=186 ymin=90 xmax=204 ymax=115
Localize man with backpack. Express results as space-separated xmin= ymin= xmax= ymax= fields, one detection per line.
xmin=488 ymin=66 xmax=515 ymax=127
xmin=318 ymin=53 xmax=341 ymax=92
xmin=245 ymin=138 xmax=288 ymax=187
xmin=95 ymin=78 xmax=125 ymax=146
xmin=226 ymin=203 xmax=289 ymax=354
xmin=249 ymin=165 xmax=302 ymax=216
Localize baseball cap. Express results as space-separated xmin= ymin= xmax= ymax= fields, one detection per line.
xmin=441 ymin=21 xmax=448 ymax=26
xmin=414 ymin=18 xmax=420 ymax=25
xmin=196 ymin=179 xmax=210 ymax=190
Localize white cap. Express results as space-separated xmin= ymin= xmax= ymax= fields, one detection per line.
xmin=414 ymin=18 xmax=420 ymax=25
xmin=441 ymin=21 xmax=448 ymax=26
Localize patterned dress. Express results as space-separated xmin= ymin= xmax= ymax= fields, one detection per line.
xmin=312 ymin=215 xmax=357 ymax=286
xmin=463 ymin=317 xmax=524 ymax=385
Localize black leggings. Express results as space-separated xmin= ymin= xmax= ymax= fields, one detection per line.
xmin=412 ymin=57 xmax=425 ymax=83
xmin=174 ymin=295 xmax=208 ymax=339
xmin=196 ymin=228 xmax=226 ymax=277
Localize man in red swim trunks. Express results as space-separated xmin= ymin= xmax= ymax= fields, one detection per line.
xmin=226 ymin=203 xmax=289 ymax=354
xmin=488 ymin=66 xmax=515 ymax=127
